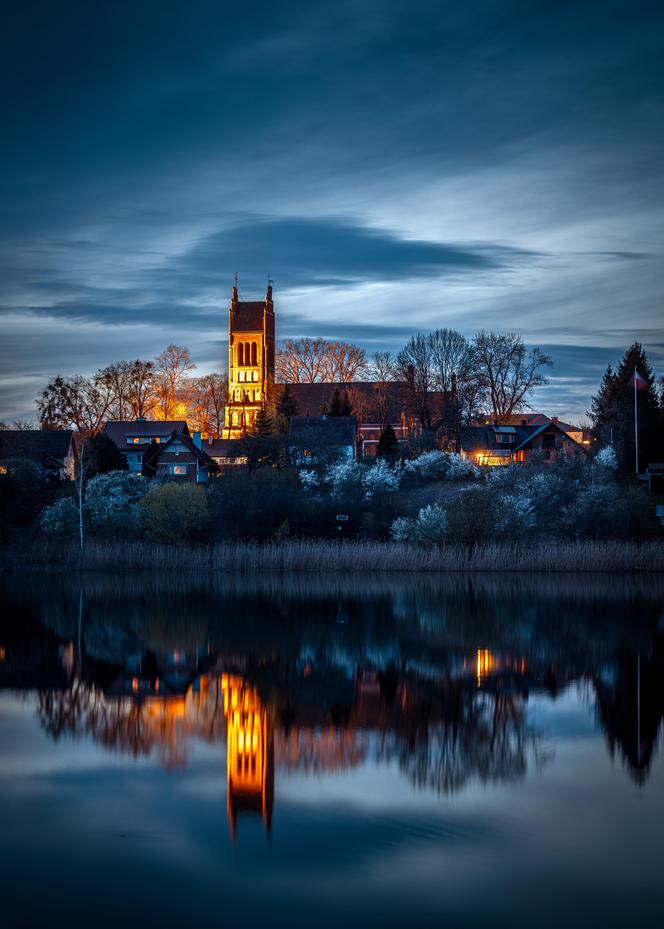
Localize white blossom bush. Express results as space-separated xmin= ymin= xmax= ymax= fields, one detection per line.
xmin=495 ymin=494 xmax=536 ymax=537
xmin=522 ymin=472 xmax=566 ymax=511
xmin=86 ymin=471 xmax=147 ymax=535
xmin=362 ymin=459 xmax=401 ymax=497
xmin=404 ymin=451 xmax=479 ymax=481
xmin=445 ymin=453 xmax=480 ymax=481
xmin=324 ymin=460 xmax=364 ymax=497
xmin=561 ymin=484 xmax=619 ymax=536
xmin=298 ymin=469 xmax=320 ymax=490
xmin=390 ymin=505 xmax=448 ymax=544
xmin=404 ymin=450 xmax=449 ymax=480
xmin=485 ymin=463 xmax=522 ymax=486
xmin=595 ymin=445 xmax=619 ymax=471
xmin=40 ymin=497 xmax=79 ymax=536
xmin=390 ymin=516 xmax=415 ymax=542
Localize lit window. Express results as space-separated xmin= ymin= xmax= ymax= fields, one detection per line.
xmin=252 ymin=370 xmax=258 ymax=382
xmin=238 ymin=371 xmax=245 ymax=382
xmin=170 ymin=464 xmax=187 ymax=475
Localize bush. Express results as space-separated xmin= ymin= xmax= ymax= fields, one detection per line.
xmin=495 ymin=493 xmax=536 ymax=537
xmin=595 ymin=445 xmax=619 ymax=471
xmin=40 ymin=496 xmax=79 ymax=536
xmin=404 ymin=451 xmax=479 ymax=482
xmin=445 ymin=487 xmax=497 ymax=545
xmin=86 ymin=471 xmax=147 ymax=537
xmin=362 ymin=459 xmax=400 ymax=497
xmin=140 ymin=483 xmax=209 ymax=543
xmin=390 ymin=504 xmax=447 ymax=545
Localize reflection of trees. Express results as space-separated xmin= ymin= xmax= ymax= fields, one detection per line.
xmin=386 ymin=690 xmax=547 ymax=794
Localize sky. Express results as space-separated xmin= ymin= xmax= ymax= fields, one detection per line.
xmin=1 ymin=0 xmax=663 ymax=424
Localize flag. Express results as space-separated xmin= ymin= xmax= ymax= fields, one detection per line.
xmin=632 ymin=370 xmax=648 ymax=391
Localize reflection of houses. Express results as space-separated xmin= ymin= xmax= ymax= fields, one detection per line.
xmin=222 ymin=674 xmax=274 ymax=837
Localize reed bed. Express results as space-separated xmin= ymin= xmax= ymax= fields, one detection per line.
xmin=2 ymin=537 xmax=663 ymax=574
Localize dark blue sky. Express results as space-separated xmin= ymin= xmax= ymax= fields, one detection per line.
xmin=1 ymin=0 xmax=663 ymax=422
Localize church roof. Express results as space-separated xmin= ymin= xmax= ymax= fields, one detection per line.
xmin=232 ymin=302 xmax=266 ymax=332
xmin=287 ymin=382 xmax=448 ymax=424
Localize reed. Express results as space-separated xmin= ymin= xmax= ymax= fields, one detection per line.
xmin=2 ymin=537 xmax=663 ymax=574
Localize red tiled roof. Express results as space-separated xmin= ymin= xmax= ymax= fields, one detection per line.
xmin=286 ymin=382 xmax=448 ymax=424
xmin=232 ymin=302 xmax=266 ymax=332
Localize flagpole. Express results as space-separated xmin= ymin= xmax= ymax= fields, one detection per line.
xmin=634 ymin=365 xmax=639 ymax=475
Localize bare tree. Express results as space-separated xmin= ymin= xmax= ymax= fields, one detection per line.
xmin=101 ymin=359 xmax=156 ymax=421
xmin=322 ymin=341 xmax=368 ymax=382
xmin=186 ymin=373 xmax=228 ymax=437
xmin=37 ymin=372 xmax=117 ymax=434
xmin=469 ymin=332 xmax=552 ymax=421
xmin=396 ymin=335 xmax=436 ymax=427
xmin=154 ymin=345 xmax=196 ymax=419
xmin=275 ymin=337 xmax=330 ymax=383
xmin=367 ymin=351 xmax=397 ymax=384
xmin=428 ymin=329 xmax=470 ymax=394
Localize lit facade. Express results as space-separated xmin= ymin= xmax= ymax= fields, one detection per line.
xmin=224 ymin=283 xmax=275 ymax=438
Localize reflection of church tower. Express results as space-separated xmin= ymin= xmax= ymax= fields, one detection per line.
xmin=224 ymin=282 xmax=275 ymax=438
xmin=222 ymin=674 xmax=274 ymax=838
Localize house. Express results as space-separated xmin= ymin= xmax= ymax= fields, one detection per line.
xmin=201 ymin=437 xmax=248 ymax=469
xmin=288 ymin=415 xmax=357 ymax=466
xmin=460 ymin=419 xmax=587 ymax=466
xmin=0 ymin=429 xmax=77 ymax=480
xmin=103 ymin=419 xmax=189 ymax=473
xmin=496 ymin=413 xmax=592 ymax=447
xmin=142 ymin=431 xmax=219 ymax=483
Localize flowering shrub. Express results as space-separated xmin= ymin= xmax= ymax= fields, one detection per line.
xmin=595 ymin=445 xmax=619 ymax=471
xmin=362 ymin=459 xmax=401 ymax=497
xmin=324 ymin=460 xmax=364 ymax=497
xmin=40 ymin=497 xmax=78 ymax=535
xmin=495 ymin=494 xmax=536 ymax=536
xmin=298 ymin=469 xmax=320 ymax=490
xmin=404 ymin=451 xmax=479 ymax=481
xmin=86 ymin=471 xmax=147 ymax=535
xmin=390 ymin=504 xmax=447 ymax=544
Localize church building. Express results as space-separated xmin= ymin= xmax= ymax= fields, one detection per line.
xmin=224 ymin=282 xmax=275 ymax=438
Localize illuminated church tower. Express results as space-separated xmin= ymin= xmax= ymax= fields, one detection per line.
xmin=224 ymin=281 xmax=275 ymax=438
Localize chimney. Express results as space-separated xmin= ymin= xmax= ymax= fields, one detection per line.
xmin=193 ymin=431 xmax=202 ymax=449
xmin=552 ymin=416 xmax=559 ymax=422
xmin=521 ymin=418 xmax=527 ymax=427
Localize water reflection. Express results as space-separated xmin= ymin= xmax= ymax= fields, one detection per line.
xmin=1 ymin=571 xmax=664 ymax=840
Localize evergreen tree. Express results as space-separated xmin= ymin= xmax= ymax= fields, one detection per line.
xmin=275 ymin=384 xmax=299 ymax=433
xmin=340 ymin=390 xmax=353 ymax=416
xmin=251 ymin=405 xmax=275 ymax=437
xmin=589 ymin=344 xmax=663 ymax=472
xmin=376 ymin=423 xmax=399 ymax=460
xmin=327 ymin=388 xmax=343 ymax=416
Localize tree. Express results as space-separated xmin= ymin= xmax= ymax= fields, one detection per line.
xmin=589 ymin=343 xmax=663 ymax=472
xmin=0 ymin=457 xmax=42 ymax=533
xmin=85 ymin=432 xmax=126 ymax=478
xmin=469 ymin=332 xmax=552 ymax=421
xmin=140 ymin=483 xmax=209 ymax=543
xmin=327 ymin=388 xmax=352 ymax=417
xmin=275 ymin=383 xmax=299 ymax=433
xmin=396 ymin=335 xmax=435 ymax=427
xmin=376 ymin=424 xmax=398 ymax=460
xmin=186 ymin=373 xmax=227 ymax=437
xmin=154 ymin=344 xmax=196 ymax=419
xmin=122 ymin=360 xmax=157 ymax=420
xmin=322 ymin=341 xmax=368 ymax=381
xmin=37 ymin=372 xmax=117 ymax=433
xmin=85 ymin=471 xmax=146 ymax=537
xmin=428 ymin=329 xmax=470 ymax=394
xmin=368 ymin=351 xmax=397 ymax=429
xmin=275 ymin=337 xmax=330 ymax=383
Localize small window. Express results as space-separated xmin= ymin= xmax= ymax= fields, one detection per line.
xmin=170 ymin=464 xmax=187 ymax=475
xmin=238 ymin=343 xmax=244 ymax=366
xmin=238 ymin=370 xmax=245 ymax=383
xmin=251 ymin=342 xmax=258 ymax=366
xmin=252 ymin=370 xmax=258 ymax=382
xmin=542 ymin=433 xmax=556 ymax=449
xmin=543 ymin=450 xmax=551 ymax=461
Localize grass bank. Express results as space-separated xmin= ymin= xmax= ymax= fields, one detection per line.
xmin=2 ymin=538 xmax=663 ymax=573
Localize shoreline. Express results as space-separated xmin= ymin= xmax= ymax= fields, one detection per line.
xmin=2 ymin=538 xmax=663 ymax=574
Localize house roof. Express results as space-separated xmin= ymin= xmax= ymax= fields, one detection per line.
xmin=286 ymin=382 xmax=448 ymax=424
xmin=0 ymin=429 xmax=74 ymax=467
xmin=496 ymin=413 xmax=582 ymax=433
xmin=203 ymin=438 xmax=247 ymax=459
xmin=460 ymin=420 xmax=586 ymax=455
xmin=289 ymin=415 xmax=357 ymax=446
xmin=103 ymin=420 xmax=189 ymax=449
xmin=232 ymin=301 xmax=266 ymax=332
xmin=146 ymin=431 xmax=219 ymax=470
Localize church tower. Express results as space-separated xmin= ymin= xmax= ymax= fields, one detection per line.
xmin=224 ymin=281 xmax=275 ymax=438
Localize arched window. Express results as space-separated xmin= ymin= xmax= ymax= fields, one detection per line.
xmin=232 ymin=411 xmax=239 ymax=427
xmin=238 ymin=342 xmax=244 ymax=366
xmin=251 ymin=342 xmax=258 ymax=366
xmin=252 ymin=369 xmax=258 ymax=382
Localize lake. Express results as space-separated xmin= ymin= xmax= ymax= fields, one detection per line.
xmin=1 ymin=571 xmax=663 ymax=928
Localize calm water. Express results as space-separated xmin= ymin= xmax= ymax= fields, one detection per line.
xmin=1 ymin=571 xmax=663 ymax=929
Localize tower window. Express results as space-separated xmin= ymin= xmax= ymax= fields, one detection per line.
xmin=251 ymin=342 xmax=258 ymax=366
xmin=238 ymin=343 xmax=244 ymax=366
xmin=252 ymin=370 xmax=258 ymax=382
